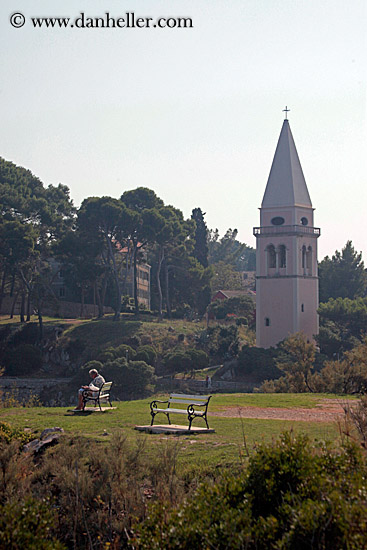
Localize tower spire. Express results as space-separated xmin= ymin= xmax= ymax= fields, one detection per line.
xmin=261 ymin=119 xmax=311 ymax=208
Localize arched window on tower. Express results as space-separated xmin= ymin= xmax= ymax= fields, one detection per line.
xmin=267 ymin=245 xmax=276 ymax=269
xmin=302 ymin=245 xmax=307 ymax=270
xmin=279 ymin=245 xmax=286 ymax=268
xmin=306 ymin=246 xmax=312 ymax=274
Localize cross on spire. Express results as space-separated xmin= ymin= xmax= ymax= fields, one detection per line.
xmin=283 ymin=106 xmax=290 ymax=120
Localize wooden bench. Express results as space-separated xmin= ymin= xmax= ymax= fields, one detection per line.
xmin=150 ymin=393 xmax=212 ymax=430
xmin=82 ymin=382 xmax=113 ymax=411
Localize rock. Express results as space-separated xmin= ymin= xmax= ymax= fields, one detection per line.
xmin=23 ymin=439 xmax=40 ymax=453
xmin=40 ymin=427 xmax=64 ymax=439
xmin=23 ymin=428 xmax=64 ymax=454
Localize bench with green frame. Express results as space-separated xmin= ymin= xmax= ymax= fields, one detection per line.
xmin=150 ymin=393 xmax=212 ymax=430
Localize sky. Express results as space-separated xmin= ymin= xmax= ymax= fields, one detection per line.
xmin=1 ymin=0 xmax=366 ymax=261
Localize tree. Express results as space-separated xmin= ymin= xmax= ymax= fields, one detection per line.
xmin=191 ymin=207 xmax=209 ymax=268
xmin=0 ymin=218 xmax=37 ymax=317
xmin=55 ymin=230 xmax=104 ymax=318
xmin=314 ymin=338 xmax=367 ymax=394
xmin=274 ymin=333 xmax=316 ymax=392
xmin=319 ymin=241 xmax=367 ymax=302
xmin=121 ymin=188 xmax=164 ymax=314
xmin=208 ymin=228 xmax=255 ymax=271
xmin=144 ymin=206 xmax=185 ymax=320
xmin=316 ymin=297 xmax=367 ymax=357
xmin=207 ymin=295 xmax=255 ymax=321
xmin=210 ymin=261 xmax=244 ymax=291
xmin=77 ymin=197 xmax=135 ymax=320
xmin=0 ymin=157 xmax=75 ymax=332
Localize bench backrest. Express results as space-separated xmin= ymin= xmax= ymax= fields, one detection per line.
xmin=168 ymin=393 xmax=211 ymax=407
xmin=100 ymin=382 xmax=112 ymax=395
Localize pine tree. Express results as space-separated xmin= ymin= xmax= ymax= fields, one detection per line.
xmin=191 ymin=207 xmax=209 ymax=268
xmin=319 ymin=241 xmax=367 ymax=302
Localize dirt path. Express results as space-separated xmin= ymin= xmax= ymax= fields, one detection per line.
xmin=212 ymin=399 xmax=354 ymax=423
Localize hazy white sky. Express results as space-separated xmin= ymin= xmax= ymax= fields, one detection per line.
xmin=1 ymin=0 xmax=366 ymax=260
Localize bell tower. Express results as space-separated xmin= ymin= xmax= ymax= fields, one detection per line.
xmin=253 ymin=111 xmax=320 ymax=348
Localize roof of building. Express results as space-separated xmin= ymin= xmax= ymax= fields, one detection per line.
xmin=261 ymin=119 xmax=312 ymax=209
xmin=213 ymin=289 xmax=256 ymax=299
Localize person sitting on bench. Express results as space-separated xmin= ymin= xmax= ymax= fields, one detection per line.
xmin=75 ymin=369 xmax=105 ymax=411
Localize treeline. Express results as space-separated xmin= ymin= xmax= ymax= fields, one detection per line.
xmin=0 ymin=157 xmax=255 ymax=334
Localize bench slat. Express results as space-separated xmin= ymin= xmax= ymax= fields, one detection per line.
xmin=170 ymin=394 xmax=210 ymax=400
xmin=169 ymin=399 xmax=207 ymax=405
xmin=153 ymin=407 xmax=205 ymax=415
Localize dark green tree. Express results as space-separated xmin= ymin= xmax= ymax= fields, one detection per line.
xmin=319 ymin=241 xmax=367 ymax=302
xmin=121 ymin=188 xmax=163 ymax=314
xmin=55 ymin=230 xmax=105 ymax=318
xmin=78 ymin=197 xmax=135 ymax=320
xmin=210 ymin=261 xmax=244 ymax=291
xmin=144 ymin=206 xmax=185 ymax=320
xmin=207 ymin=295 xmax=255 ymax=321
xmin=208 ymin=228 xmax=255 ymax=271
xmin=191 ymin=207 xmax=209 ymax=268
xmin=0 ymin=157 xmax=74 ymax=333
xmin=316 ymin=297 xmax=367 ymax=357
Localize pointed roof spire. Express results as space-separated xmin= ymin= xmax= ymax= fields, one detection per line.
xmin=261 ymin=118 xmax=312 ymax=208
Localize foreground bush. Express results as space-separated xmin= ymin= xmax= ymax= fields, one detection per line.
xmin=0 ymin=422 xmax=34 ymax=444
xmin=132 ymin=433 xmax=367 ymax=549
xmin=2 ymin=424 xmax=367 ymax=549
xmin=0 ymin=498 xmax=65 ymax=550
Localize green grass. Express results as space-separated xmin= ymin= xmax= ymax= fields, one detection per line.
xmin=1 ymin=393 xmax=350 ymax=470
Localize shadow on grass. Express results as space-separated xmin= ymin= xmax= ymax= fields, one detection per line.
xmin=65 ymin=409 xmax=95 ymax=416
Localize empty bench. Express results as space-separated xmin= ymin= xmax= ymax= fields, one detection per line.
xmin=82 ymin=381 xmax=113 ymax=411
xmin=150 ymin=393 xmax=212 ymax=430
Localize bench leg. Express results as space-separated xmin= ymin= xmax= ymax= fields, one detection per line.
xmin=150 ymin=412 xmax=156 ymax=426
xmin=166 ymin=413 xmax=171 ymax=425
xmin=203 ymin=413 xmax=209 ymax=430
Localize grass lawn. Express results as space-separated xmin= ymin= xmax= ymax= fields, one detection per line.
xmin=1 ymin=393 xmax=350 ymax=471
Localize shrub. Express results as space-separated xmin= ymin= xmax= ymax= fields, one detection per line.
xmin=162 ymin=351 xmax=192 ymax=374
xmin=83 ymin=360 xmax=103 ymax=372
xmin=135 ymin=345 xmax=157 ymax=366
xmin=125 ymin=335 xmax=142 ymax=349
xmin=236 ymin=345 xmax=280 ymax=381
xmin=132 ymin=433 xmax=367 ymax=549
xmin=236 ymin=317 xmax=248 ymax=326
xmin=102 ymin=358 xmax=156 ymax=399
xmin=0 ymin=498 xmax=65 ymax=549
xmin=206 ymin=325 xmax=239 ymax=359
xmin=114 ymin=344 xmax=136 ymax=360
xmin=208 ymin=296 xmax=255 ymax=321
xmin=0 ymin=422 xmax=34 ymax=445
xmin=187 ymin=349 xmax=209 ymax=370
xmin=161 ymin=348 xmax=209 ymax=374
xmin=96 ymin=350 xmax=116 ymax=363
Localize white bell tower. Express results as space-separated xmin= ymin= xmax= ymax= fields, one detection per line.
xmin=253 ymin=110 xmax=320 ymax=348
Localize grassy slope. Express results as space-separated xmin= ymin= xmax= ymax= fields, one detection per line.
xmin=1 ymin=393 xmax=350 ymax=471
xmin=0 ymin=314 xmax=254 ymax=355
